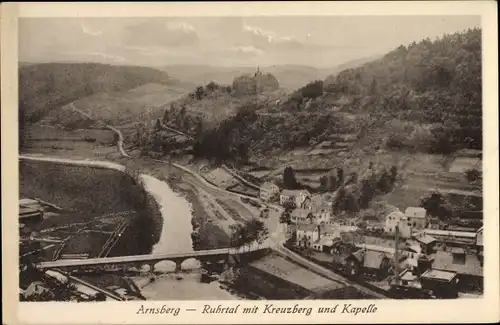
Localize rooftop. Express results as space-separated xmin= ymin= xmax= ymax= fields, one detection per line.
xmin=432 ymin=250 xmax=483 ymax=277
xmin=386 ymin=210 xmax=405 ymax=220
xmin=423 ymin=229 xmax=477 ymax=238
xmin=362 ymin=250 xmax=389 ymax=269
xmin=291 ymin=208 xmax=313 ymax=218
xmin=260 ymin=181 xmax=279 ymax=190
xmin=296 ymin=223 xmax=318 ymax=232
xmin=413 ymin=234 xmax=437 ymax=245
xmin=281 ymin=189 xmax=311 ymax=197
xmin=421 ymin=269 xmax=458 ymax=282
xmin=405 ymin=207 xmax=427 ymax=219
xmin=399 ymin=269 xmax=419 ymax=282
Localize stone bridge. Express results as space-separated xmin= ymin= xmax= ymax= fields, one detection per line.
xmin=36 ymin=245 xmax=272 ymax=273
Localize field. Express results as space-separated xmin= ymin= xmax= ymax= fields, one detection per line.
xmin=20 ymin=160 xmax=141 ymax=215
xmin=203 ymin=167 xmax=240 ymax=189
xmin=39 ymin=83 xmax=189 ymax=128
xmin=22 ymin=125 xmax=118 ymax=159
xmin=20 ymin=160 xmax=163 ymax=259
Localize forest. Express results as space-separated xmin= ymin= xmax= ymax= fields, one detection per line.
xmin=323 ymin=27 xmax=482 ymax=151
xmin=154 ymin=28 xmax=482 ymax=162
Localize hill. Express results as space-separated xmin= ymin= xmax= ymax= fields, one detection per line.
xmin=322 ymin=28 xmax=482 ymax=152
xmin=149 ymin=28 xmax=482 ymax=166
xmin=158 ymin=64 xmax=336 ymax=91
xmin=19 ymin=63 xmax=194 ymax=145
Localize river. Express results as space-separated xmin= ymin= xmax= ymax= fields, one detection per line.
xmin=20 ymin=155 xmax=238 ymax=299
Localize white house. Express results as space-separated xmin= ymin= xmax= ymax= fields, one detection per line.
xmin=296 ymin=224 xmax=320 ymax=248
xmin=290 ymin=208 xmax=314 ymax=224
xmin=280 ymin=189 xmax=311 ymax=209
xmin=405 ymin=207 xmax=428 ymax=230
xmin=296 ymin=224 xmax=339 ymax=249
xmin=310 ymin=194 xmax=334 ymax=222
xmin=259 ymin=182 xmax=280 ymax=202
xmin=385 ymin=210 xmax=412 ymax=238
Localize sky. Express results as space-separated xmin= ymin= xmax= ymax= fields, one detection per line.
xmin=19 ymin=16 xmax=481 ymax=68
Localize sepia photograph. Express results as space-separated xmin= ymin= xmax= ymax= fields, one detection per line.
xmin=2 ymin=1 xmax=499 ymax=324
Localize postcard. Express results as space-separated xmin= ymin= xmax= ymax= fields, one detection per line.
xmin=1 ymin=1 xmax=499 ymax=324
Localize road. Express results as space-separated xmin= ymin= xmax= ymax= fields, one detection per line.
xmin=25 ymin=108 xmax=388 ymax=298
xmin=68 ymin=103 xmax=131 ymax=157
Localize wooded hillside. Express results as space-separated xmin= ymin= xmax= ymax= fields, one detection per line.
xmin=323 ymin=28 xmax=482 ymax=151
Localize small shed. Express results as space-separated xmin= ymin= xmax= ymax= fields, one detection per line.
xmin=420 ymin=269 xmax=459 ymax=298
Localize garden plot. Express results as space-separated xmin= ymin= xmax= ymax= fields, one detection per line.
xmin=449 ymin=157 xmax=482 ymax=173
xmin=251 ymin=255 xmax=345 ymax=292
xmin=203 ymin=168 xmax=240 ymax=189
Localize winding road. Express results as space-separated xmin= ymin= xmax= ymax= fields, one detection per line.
xmin=25 ymin=102 xmax=393 ymax=299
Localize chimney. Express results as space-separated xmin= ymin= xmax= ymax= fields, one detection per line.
xmin=317 ymin=225 xmax=321 ymax=240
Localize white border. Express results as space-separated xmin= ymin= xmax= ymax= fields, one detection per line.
xmin=2 ymin=2 xmax=499 ymax=324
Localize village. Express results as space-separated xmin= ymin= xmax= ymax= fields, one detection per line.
xmin=258 ymin=180 xmax=483 ymax=299
xmin=18 ymin=160 xmax=484 ymax=301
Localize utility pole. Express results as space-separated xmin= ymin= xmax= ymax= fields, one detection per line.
xmin=393 ymin=224 xmax=401 ymax=286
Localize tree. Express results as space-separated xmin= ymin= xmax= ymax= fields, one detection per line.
xmin=359 ymin=179 xmax=375 ymax=209
xmin=320 ymin=176 xmax=328 ymax=191
xmin=88 ymin=292 xmax=107 ymax=301
xmin=230 ymin=218 xmax=269 ymax=248
xmin=420 ymin=192 xmax=451 ymax=220
xmin=389 ymin=165 xmax=398 ymax=183
xmin=283 ymin=166 xmax=298 ymax=189
xmin=154 ymin=119 xmax=162 ymax=131
xmin=377 ymin=169 xmax=393 ymax=193
xmin=279 ymin=211 xmax=292 ymax=225
xmin=282 ymin=200 xmax=297 ymax=211
xmin=327 ymin=174 xmax=338 ymax=191
xmin=195 ymin=86 xmax=204 ymax=100
xmin=337 ymin=167 xmax=344 ymax=185
xmin=465 ymin=168 xmax=480 ymax=183
xmin=206 ymin=81 xmax=219 ymax=92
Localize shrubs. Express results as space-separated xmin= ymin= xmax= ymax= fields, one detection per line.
xmin=384 ymin=119 xmax=458 ymax=154
xmin=465 ymin=168 xmax=480 ymax=183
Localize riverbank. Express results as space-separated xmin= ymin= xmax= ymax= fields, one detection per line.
xmin=165 ymin=175 xmax=231 ymax=251
xmin=132 ymin=272 xmax=239 ymax=300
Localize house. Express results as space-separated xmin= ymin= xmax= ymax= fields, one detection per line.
xmin=420 ymin=269 xmax=459 ymax=298
xmin=411 ymin=233 xmax=437 ymax=255
xmin=421 ymin=229 xmax=477 ymax=246
xmin=310 ymin=194 xmax=334 ymax=223
xmin=312 ymin=237 xmax=338 ymax=253
xmin=404 ymin=207 xmax=427 ymax=230
xmin=280 ymin=189 xmax=311 ymax=209
xmin=315 ymin=208 xmax=332 ymax=224
xmin=290 ymin=208 xmax=314 ymax=224
xmin=432 ymin=248 xmax=483 ymax=290
xmin=391 ymin=269 xmax=422 ymax=290
xmin=296 ymin=224 xmax=320 ymax=248
xmin=296 ymin=224 xmax=339 ymax=249
xmin=384 ymin=210 xmax=412 ymax=238
xmin=345 ymin=248 xmax=392 ymax=279
xmin=259 ymin=182 xmax=280 ymax=202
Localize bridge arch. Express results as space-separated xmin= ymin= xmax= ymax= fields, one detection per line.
xmin=153 ymin=260 xmax=177 ymax=273
xmin=181 ymin=258 xmax=201 ymax=270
